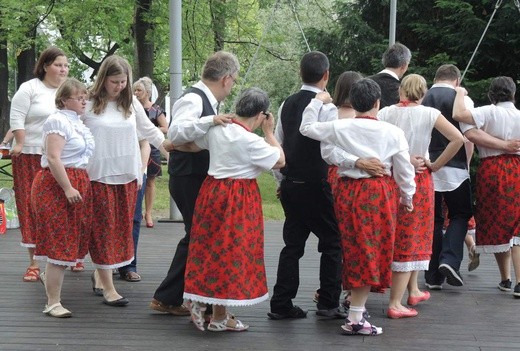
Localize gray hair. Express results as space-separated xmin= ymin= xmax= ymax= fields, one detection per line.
xmin=133 ymin=76 xmax=153 ymax=99
xmin=235 ymin=87 xmax=270 ymax=118
xmin=202 ymin=51 xmax=240 ymax=82
xmin=382 ymin=43 xmax=411 ymax=69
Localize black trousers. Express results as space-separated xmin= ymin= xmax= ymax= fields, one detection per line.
xmin=425 ymin=178 xmax=473 ymax=285
xmin=270 ymin=179 xmax=343 ymax=313
xmin=153 ymin=174 xmax=206 ymax=306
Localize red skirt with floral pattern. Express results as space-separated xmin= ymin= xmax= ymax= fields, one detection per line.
xmin=89 ymin=181 xmax=137 ymax=269
xmin=475 ymin=155 xmax=520 ymax=249
xmin=183 ymin=176 xmax=268 ymax=306
xmin=328 ymin=165 xmax=340 ymax=198
xmin=32 ymin=168 xmax=92 ymax=265
xmin=334 ymin=176 xmax=398 ymax=290
xmin=392 ymin=170 xmax=433 ymax=269
xmin=12 ymin=154 xmax=42 ymax=247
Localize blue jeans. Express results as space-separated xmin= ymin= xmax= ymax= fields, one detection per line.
xmin=119 ymin=173 xmax=147 ymax=275
xmin=425 ymin=179 xmax=473 ymax=284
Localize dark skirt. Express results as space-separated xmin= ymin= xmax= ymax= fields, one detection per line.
xmin=147 ymin=147 xmax=162 ymax=178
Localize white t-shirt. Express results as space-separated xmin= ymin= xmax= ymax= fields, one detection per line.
xmin=194 ymin=121 xmax=280 ymax=179
xmin=41 ymin=110 xmax=95 ymax=169
xmin=461 ymin=101 xmax=520 ymax=158
xmin=10 ymin=78 xmax=59 ymax=154
xmin=82 ymin=97 xmax=164 ymax=184
xmin=378 ymin=105 xmax=440 ymax=158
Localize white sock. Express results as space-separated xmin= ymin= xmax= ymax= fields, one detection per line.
xmin=348 ymin=305 xmax=365 ymax=323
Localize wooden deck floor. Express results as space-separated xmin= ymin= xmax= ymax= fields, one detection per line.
xmin=1 ymin=221 xmax=519 ymax=351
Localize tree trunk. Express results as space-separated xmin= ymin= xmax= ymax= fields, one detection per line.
xmin=210 ymin=0 xmax=226 ymax=52
xmin=16 ymin=28 xmax=36 ymax=90
xmin=134 ymin=0 xmax=154 ymax=80
xmin=0 ymin=36 xmax=9 ymax=136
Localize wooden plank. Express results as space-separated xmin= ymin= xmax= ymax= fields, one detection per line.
xmin=0 ymin=221 xmax=517 ymax=351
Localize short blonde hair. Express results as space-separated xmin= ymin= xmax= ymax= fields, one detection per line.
xmin=55 ymin=78 xmax=87 ymax=109
xmin=399 ymin=74 xmax=427 ymax=102
xmin=133 ymin=77 xmax=153 ymax=99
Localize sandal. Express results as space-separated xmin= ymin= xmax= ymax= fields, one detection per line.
xmin=23 ymin=266 xmax=40 ymax=282
xmin=207 ymin=313 xmax=249 ymax=332
xmin=187 ymin=301 xmax=206 ymax=331
xmin=341 ymin=318 xmax=382 ymax=336
xmin=468 ymin=245 xmax=480 ymax=272
xmin=71 ymin=262 xmax=84 ymax=272
xmin=122 ymin=271 xmax=141 ymax=282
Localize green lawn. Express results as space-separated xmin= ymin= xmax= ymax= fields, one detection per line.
xmin=0 ymin=161 xmax=285 ymax=221
xmin=153 ymin=166 xmax=284 ymax=220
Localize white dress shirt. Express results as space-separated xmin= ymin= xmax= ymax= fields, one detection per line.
xmin=167 ymin=81 xmax=219 ymax=145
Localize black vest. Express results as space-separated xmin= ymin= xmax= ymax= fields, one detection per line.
xmin=280 ymin=90 xmax=328 ymax=182
xmin=168 ymin=87 xmax=211 ymax=176
xmin=369 ymin=72 xmax=400 ymax=108
xmin=422 ymin=86 xmax=467 ymax=169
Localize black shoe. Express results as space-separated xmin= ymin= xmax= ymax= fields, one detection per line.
xmin=498 ymin=279 xmax=512 ymax=292
xmin=91 ymin=272 xmax=104 ymax=297
xmin=316 ymin=307 xmax=348 ymax=319
xmin=103 ymin=297 xmax=129 ymax=307
xmin=439 ymin=263 xmax=464 ymax=286
xmin=267 ymin=305 xmax=308 ymax=320
xmin=513 ymin=283 xmax=520 ymax=298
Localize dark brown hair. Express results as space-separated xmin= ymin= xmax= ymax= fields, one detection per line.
xmin=33 ymin=46 xmax=67 ymax=81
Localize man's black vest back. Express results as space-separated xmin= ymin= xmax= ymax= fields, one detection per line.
xmin=168 ymin=87 xmax=211 ymax=176
xmin=369 ymin=72 xmax=400 ymax=108
xmin=422 ymin=86 xmax=467 ymax=169
xmin=280 ymin=90 xmax=328 ymax=182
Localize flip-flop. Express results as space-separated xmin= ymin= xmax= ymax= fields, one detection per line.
xmin=23 ymin=267 xmax=40 ymax=282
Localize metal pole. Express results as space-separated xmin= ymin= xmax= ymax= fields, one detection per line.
xmin=162 ymin=0 xmax=183 ymax=222
xmin=389 ymin=0 xmax=397 ymax=45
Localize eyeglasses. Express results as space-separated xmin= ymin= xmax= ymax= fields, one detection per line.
xmin=68 ymin=96 xmax=87 ymax=102
xmin=228 ymin=75 xmax=238 ymax=85
xmin=262 ymin=111 xmax=270 ymax=119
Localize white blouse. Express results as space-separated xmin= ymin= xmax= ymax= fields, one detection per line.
xmin=378 ymin=105 xmax=440 ymax=158
xmin=10 ymin=78 xmax=59 ymax=154
xmin=82 ymin=96 xmax=165 ymax=184
xmin=462 ymin=101 xmax=520 ymax=158
xmin=41 ymin=110 xmax=95 ymax=169
xmin=194 ymin=122 xmax=280 ymax=179
xmin=301 ymin=98 xmax=416 ymax=206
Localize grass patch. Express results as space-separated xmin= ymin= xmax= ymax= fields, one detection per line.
xmin=0 ymin=161 xmax=284 ymax=220
xmin=154 ymin=166 xmax=284 ymax=220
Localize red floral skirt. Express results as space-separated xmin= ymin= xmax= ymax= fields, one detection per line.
xmin=392 ymin=171 xmax=433 ymax=271
xmin=89 ymin=181 xmax=137 ymax=268
xmin=32 ymin=168 xmax=92 ymax=265
xmin=475 ymin=155 xmax=520 ymax=252
xmin=335 ymin=176 xmax=398 ymax=290
xmin=183 ymin=176 xmax=268 ymax=306
xmin=327 ymin=165 xmax=340 ymax=198
xmin=12 ymin=154 xmax=42 ymax=247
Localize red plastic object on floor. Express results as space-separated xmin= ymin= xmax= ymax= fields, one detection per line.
xmin=0 ymin=202 xmax=7 ymax=234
